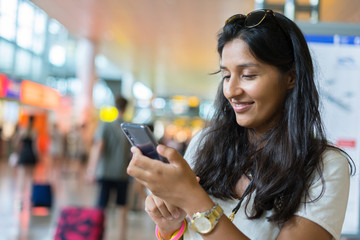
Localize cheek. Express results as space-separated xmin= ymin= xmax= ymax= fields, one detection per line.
xmin=241 ymin=82 xmax=260 ymax=99
xmin=253 ymin=80 xmax=280 ymax=99
xmin=255 ymin=84 xmax=287 ymax=112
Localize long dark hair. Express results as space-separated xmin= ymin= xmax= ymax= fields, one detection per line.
xmin=193 ymin=11 xmax=354 ymax=224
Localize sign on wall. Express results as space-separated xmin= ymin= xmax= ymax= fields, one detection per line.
xmin=307 ymin=34 xmax=360 ymax=236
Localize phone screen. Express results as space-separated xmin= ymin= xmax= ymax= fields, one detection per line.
xmin=121 ymin=123 xmax=168 ymax=163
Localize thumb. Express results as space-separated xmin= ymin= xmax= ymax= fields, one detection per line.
xmin=131 ymin=146 xmax=142 ymax=155
xmin=156 ymin=144 xmax=181 ymax=164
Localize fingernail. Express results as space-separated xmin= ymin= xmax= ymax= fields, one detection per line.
xmin=167 ymin=216 xmax=173 ymax=221
xmin=172 ymin=210 xmax=180 ymax=218
xmin=157 ymin=145 xmax=165 ymax=152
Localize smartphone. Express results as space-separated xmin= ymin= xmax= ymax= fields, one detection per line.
xmin=121 ymin=122 xmax=168 ymax=163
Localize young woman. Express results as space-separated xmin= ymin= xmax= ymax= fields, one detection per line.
xmin=127 ymin=9 xmax=354 ymax=240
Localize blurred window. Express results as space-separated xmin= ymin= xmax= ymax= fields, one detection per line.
xmin=0 ymin=0 xmax=75 ymax=89
xmin=17 ymin=1 xmax=35 ymax=49
xmin=93 ymin=80 xmax=114 ymax=108
xmin=31 ymin=55 xmax=42 ymax=80
xmin=48 ymin=18 xmax=62 ymax=35
xmin=0 ymin=0 xmax=18 ymax=41
xmin=0 ymin=40 xmax=15 ymax=72
xmin=14 ymin=49 xmax=32 ymax=78
xmin=49 ymin=45 xmax=66 ymax=67
xmin=33 ymin=9 xmax=47 ymax=54
xmin=48 ymin=19 xmax=68 ymax=67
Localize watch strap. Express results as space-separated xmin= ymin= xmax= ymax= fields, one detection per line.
xmin=190 ymin=203 xmax=224 ymax=234
xmin=207 ymin=204 xmax=223 ymax=224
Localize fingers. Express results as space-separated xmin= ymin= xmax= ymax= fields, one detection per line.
xmin=127 ymin=147 xmax=161 ymax=180
xmin=145 ymin=194 xmax=171 ymax=219
xmin=129 ymin=145 xmax=196 ymax=207
xmin=130 ymin=146 xmax=141 ymax=155
xmin=145 ymin=195 xmax=180 ymax=220
xmin=130 ymin=146 xmax=166 ymax=169
xmin=154 ymin=196 xmax=179 ymax=220
xmin=157 ymin=145 xmax=181 ymax=164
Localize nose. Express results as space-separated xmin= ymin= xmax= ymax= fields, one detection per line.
xmin=223 ymin=77 xmax=243 ymax=98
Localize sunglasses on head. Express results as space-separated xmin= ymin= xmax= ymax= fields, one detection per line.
xmin=225 ymin=9 xmax=275 ymax=28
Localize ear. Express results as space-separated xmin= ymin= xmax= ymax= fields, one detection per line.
xmin=286 ymin=69 xmax=296 ymax=90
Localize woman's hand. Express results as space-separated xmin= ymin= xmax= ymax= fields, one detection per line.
xmin=128 ymin=145 xmax=251 ymax=240
xmin=127 ymin=144 xmax=201 ymax=209
xmin=145 ymin=194 xmax=186 ymax=239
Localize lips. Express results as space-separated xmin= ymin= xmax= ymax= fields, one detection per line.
xmin=231 ymin=101 xmax=254 ymax=112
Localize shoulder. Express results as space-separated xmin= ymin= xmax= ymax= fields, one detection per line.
xmin=94 ymin=122 xmax=108 ymax=138
xmin=309 ymin=147 xmax=350 ymax=196
xmin=295 ymin=147 xmax=351 ymax=239
xmin=99 ymin=121 xmax=113 ymax=130
xmin=320 ymin=147 xmax=350 ymax=180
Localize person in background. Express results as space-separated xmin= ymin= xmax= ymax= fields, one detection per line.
xmin=65 ymin=124 xmax=80 ymax=176
xmin=49 ymin=123 xmax=64 ymax=178
xmin=127 ymin=9 xmax=354 ymax=240
xmin=87 ymin=96 xmax=131 ymax=240
xmin=8 ymin=124 xmax=21 ymax=167
xmin=78 ymin=123 xmax=89 ymax=168
xmin=15 ymin=115 xmax=39 ymax=209
xmin=17 ymin=115 xmax=38 ymax=170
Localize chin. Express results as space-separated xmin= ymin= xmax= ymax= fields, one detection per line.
xmin=235 ymin=120 xmax=250 ymax=128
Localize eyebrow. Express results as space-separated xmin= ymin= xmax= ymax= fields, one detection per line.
xmin=220 ymin=63 xmax=260 ymax=70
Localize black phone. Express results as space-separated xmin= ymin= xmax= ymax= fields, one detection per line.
xmin=121 ymin=122 xmax=168 ymax=163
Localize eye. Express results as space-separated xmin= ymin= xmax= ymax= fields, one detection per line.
xmin=222 ymin=75 xmax=230 ymax=81
xmin=242 ymin=74 xmax=256 ymax=80
xmin=221 ymin=70 xmax=230 ymax=81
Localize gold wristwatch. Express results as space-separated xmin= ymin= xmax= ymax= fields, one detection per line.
xmin=190 ymin=203 xmax=224 ymax=234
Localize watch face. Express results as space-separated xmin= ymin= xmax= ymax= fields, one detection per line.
xmin=193 ymin=216 xmax=212 ymax=234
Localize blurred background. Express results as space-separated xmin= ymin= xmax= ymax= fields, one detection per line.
xmin=0 ymin=0 xmax=360 ymax=239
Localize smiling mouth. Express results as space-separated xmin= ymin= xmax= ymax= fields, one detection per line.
xmin=232 ymin=102 xmax=254 ymax=112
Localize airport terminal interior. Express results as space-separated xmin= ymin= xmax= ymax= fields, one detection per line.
xmin=1 ymin=0 xmax=360 ymax=239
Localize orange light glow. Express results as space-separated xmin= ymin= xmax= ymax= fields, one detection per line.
xmin=20 ymin=80 xmax=61 ymax=109
xmin=188 ymin=96 xmax=199 ymax=107
xmin=0 ymin=74 xmax=7 ymax=97
xmin=32 ymin=207 xmax=50 ymax=216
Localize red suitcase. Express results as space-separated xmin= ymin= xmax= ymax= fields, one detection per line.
xmin=54 ymin=207 xmax=105 ymax=240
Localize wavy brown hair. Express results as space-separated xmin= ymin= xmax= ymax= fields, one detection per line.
xmin=193 ymin=11 xmax=354 ymax=224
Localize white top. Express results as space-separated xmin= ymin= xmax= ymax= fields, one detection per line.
xmin=183 ymin=133 xmax=350 ymax=240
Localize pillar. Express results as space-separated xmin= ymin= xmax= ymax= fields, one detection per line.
xmin=76 ymin=38 xmax=97 ymax=125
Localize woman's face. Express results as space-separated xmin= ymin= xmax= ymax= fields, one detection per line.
xmin=221 ymin=38 xmax=294 ymax=135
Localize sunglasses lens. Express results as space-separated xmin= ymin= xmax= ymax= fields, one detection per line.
xmin=245 ymin=10 xmax=266 ymax=27
xmin=225 ymin=14 xmax=246 ymax=24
